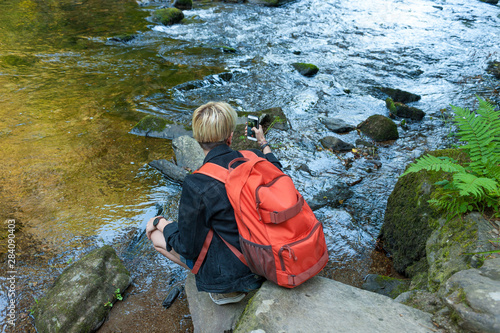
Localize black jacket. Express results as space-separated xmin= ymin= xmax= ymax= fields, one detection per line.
xmin=163 ymin=144 xmax=282 ymax=293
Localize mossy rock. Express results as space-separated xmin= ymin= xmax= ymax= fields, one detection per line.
xmin=34 ymin=246 xmax=131 ymax=333
xmin=291 ymin=63 xmax=319 ymax=77
xmin=152 ymin=8 xmax=184 ymax=26
xmin=486 ymin=60 xmax=500 ymax=79
xmin=385 ymin=98 xmax=425 ymax=121
xmin=174 ymin=0 xmax=193 ymax=10
xmin=376 ymin=87 xmax=421 ymax=103
xmin=248 ymin=0 xmax=280 ymax=6
xmin=379 ymin=149 xmax=469 ymax=277
xmin=108 ymin=34 xmax=137 ymax=43
xmin=357 ymin=115 xmax=399 ymax=141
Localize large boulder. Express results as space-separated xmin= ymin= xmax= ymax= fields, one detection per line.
xmin=34 ymin=246 xmax=131 ymax=333
xmin=379 ymin=149 xmax=468 ymax=277
xmin=440 ymin=258 xmax=500 ymax=333
xmin=426 ymin=212 xmax=500 ymax=292
xmin=357 ymin=115 xmax=399 ymax=141
xmin=235 ymin=277 xmax=438 ymax=332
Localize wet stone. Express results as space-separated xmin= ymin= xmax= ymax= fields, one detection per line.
xmin=320 ymin=117 xmax=356 ymax=133
xmin=320 ymin=136 xmax=354 ymax=151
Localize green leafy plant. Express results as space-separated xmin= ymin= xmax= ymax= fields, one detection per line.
xmin=401 ymin=96 xmax=500 ymax=218
xmin=115 ymin=288 xmax=123 ymax=301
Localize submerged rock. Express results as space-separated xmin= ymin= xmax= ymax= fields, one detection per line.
xmin=108 ymin=34 xmax=137 ymax=43
xmin=248 ymin=0 xmax=280 ymax=6
xmin=362 ymin=274 xmax=410 ymax=299
xmin=357 ymin=115 xmax=399 ymax=141
xmin=34 ymin=246 xmax=131 ymax=333
xmin=307 ymin=185 xmax=353 ymax=210
xmin=386 ymin=98 xmax=426 ymax=121
xmin=320 ymin=117 xmax=356 ymax=133
xmin=152 ymin=8 xmax=184 ymax=26
xmin=292 ymin=62 xmax=319 ymax=77
xmin=173 ymin=72 xmax=233 ymax=91
xmin=320 ymin=136 xmax=354 ymax=151
xmin=129 ymin=115 xmax=192 ymax=139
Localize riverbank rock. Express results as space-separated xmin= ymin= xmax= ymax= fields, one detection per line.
xmin=129 ymin=114 xmax=192 ymax=139
xmin=362 ymin=274 xmax=410 ymax=299
xmin=320 ymin=136 xmax=354 ymax=151
xmin=34 ymin=246 xmax=131 ymax=333
xmin=357 ymin=115 xmax=399 ymax=141
xmin=235 ymin=276 xmax=439 ymax=332
xmin=149 ymin=136 xmax=204 ymax=182
xmin=439 ymin=258 xmax=500 ymax=333
xmin=292 ymin=62 xmax=319 ymax=77
xmin=379 ymin=149 xmax=468 ymax=277
xmin=152 ymin=8 xmax=184 ymax=26
xmin=320 ymin=117 xmax=356 ymax=133
xmin=374 ymin=87 xmax=421 ymax=103
xmin=486 ymin=60 xmax=500 ymax=78
xmin=174 ymin=0 xmax=192 ymax=10
xmin=386 ymin=98 xmax=426 ymax=121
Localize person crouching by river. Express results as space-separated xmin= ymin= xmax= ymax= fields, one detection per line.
xmin=146 ymin=101 xmax=283 ymax=305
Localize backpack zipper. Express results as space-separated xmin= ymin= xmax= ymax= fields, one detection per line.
xmin=278 ymin=221 xmax=322 ymax=271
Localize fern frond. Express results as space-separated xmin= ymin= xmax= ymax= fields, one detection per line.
xmin=401 ymin=155 xmax=465 ymax=177
xmin=451 ymin=103 xmax=496 ymax=172
xmin=484 ymin=162 xmax=500 ymax=183
xmin=453 ymin=173 xmax=499 ymax=198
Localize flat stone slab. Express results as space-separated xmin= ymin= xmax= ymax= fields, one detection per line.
xmin=235 ymin=276 xmax=441 ymax=333
xmin=185 ymin=273 xmax=256 ymax=333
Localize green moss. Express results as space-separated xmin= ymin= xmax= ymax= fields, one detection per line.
xmin=291 ymin=63 xmax=319 ymax=77
xmin=152 ymin=8 xmax=184 ymax=26
xmin=385 ymin=97 xmax=397 ymax=113
xmin=132 ymin=115 xmax=172 ymax=133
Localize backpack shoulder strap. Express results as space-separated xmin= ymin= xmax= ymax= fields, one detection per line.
xmin=240 ymin=150 xmax=259 ymax=159
xmin=194 ymin=162 xmax=229 ymax=184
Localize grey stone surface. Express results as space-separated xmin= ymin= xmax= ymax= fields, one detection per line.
xmin=185 ymin=273 xmax=256 ymax=333
xmin=173 ymin=135 xmax=205 ymax=171
xmin=34 ymin=246 xmax=131 ymax=333
xmin=235 ymin=276 xmax=440 ymax=333
xmin=320 ymin=117 xmax=356 ymax=133
xmin=148 ymin=159 xmax=189 ymax=183
xmin=320 ymin=136 xmax=354 ymax=151
xmin=441 ymin=258 xmax=500 ymax=333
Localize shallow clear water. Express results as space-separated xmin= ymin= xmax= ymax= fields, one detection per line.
xmin=1 ymin=0 xmax=499 ymax=329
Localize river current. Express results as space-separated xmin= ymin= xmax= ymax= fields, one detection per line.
xmin=0 ymin=0 xmax=499 ymax=330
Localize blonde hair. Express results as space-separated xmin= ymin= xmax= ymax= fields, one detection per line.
xmin=192 ymin=102 xmax=237 ymax=149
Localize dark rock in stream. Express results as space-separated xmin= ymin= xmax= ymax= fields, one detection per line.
xmin=292 ymin=62 xmax=319 ymax=77
xmin=373 ymin=87 xmax=421 ymax=104
xmin=480 ymin=0 xmax=499 ymax=4
xmin=486 ymin=60 xmax=500 ymax=78
xmin=320 ymin=117 xmax=356 ymax=133
xmin=152 ymin=8 xmax=184 ymax=26
xmin=385 ymin=98 xmax=426 ymax=121
xmin=108 ymin=34 xmax=137 ymax=43
xmin=362 ymin=274 xmax=410 ymax=299
xmin=33 ymin=246 xmax=131 ymax=333
xmin=174 ymin=72 xmax=233 ymax=91
xmin=173 ymin=0 xmax=193 ymax=10
xmin=308 ymin=185 xmax=353 ymax=211
xmin=320 ymin=136 xmax=354 ymax=151
xmin=357 ymin=115 xmax=399 ymax=142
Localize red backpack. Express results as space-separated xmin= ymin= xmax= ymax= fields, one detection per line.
xmin=191 ymin=150 xmax=329 ymax=288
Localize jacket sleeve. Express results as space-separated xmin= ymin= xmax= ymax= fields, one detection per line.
xmin=163 ymin=176 xmax=209 ymax=260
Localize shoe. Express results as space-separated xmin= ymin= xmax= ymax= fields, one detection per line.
xmin=209 ymin=292 xmax=246 ymax=305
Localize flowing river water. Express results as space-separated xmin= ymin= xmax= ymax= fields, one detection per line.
xmin=1 ymin=0 xmax=499 ymax=331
